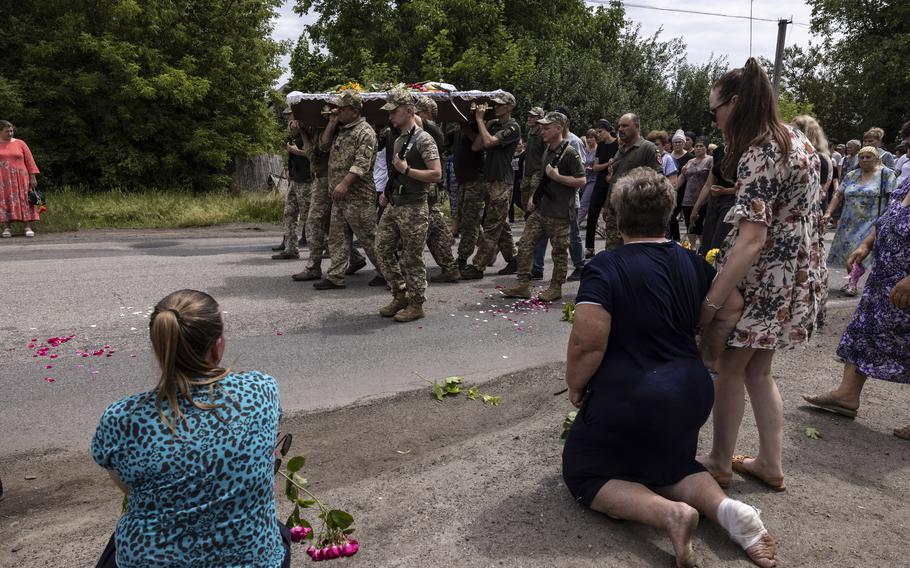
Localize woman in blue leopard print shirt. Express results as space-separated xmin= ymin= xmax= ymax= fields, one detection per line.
xmin=92 ymin=290 xmax=289 ymax=567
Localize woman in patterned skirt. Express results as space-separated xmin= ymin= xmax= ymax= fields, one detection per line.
xmin=698 ymin=59 xmax=823 ymax=492
xmin=804 ymin=172 xmax=910 ymax=440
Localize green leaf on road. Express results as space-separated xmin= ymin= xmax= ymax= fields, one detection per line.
xmin=287 ymin=456 xmax=306 ymax=472
xmin=327 ymin=509 xmax=354 ymax=530
xmin=481 ymin=394 xmax=502 ymax=406
xmin=466 ymin=386 xmax=479 ymax=400
xmin=805 ymin=427 xmax=822 ymax=440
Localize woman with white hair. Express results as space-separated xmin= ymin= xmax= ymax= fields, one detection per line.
xmin=823 ymin=146 xmax=897 ymax=295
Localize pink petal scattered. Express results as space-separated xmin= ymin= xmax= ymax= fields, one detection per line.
xmin=43 ymin=377 xmax=56 ymax=383
xmin=44 ymin=365 xmax=54 ymax=369
xmin=276 ymin=331 xmax=284 ymax=336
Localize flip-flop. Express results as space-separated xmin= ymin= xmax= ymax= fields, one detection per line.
xmin=802 ymin=394 xmax=858 ymax=418
xmin=732 ymin=455 xmax=786 ymax=492
xmin=708 ymin=470 xmax=732 ymax=489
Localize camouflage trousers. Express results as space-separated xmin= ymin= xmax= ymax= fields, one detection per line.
xmin=283 ymin=180 xmax=312 ymax=255
xmin=306 ymin=176 xmax=364 ymax=274
xmin=326 ymin=194 xmax=379 ymax=284
xmin=427 ymin=198 xmax=457 ymax=272
xmin=376 ymin=201 xmax=429 ymax=303
xmin=516 ymin=211 xmax=570 ymax=288
xmin=459 ymin=180 xmax=516 ymax=267
xmin=519 ymin=173 xmax=542 ymax=211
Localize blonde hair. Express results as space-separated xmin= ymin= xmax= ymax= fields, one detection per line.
xmin=857 ymin=146 xmax=880 ymax=161
xmin=791 ymin=115 xmax=830 ymax=157
xmin=610 ymin=167 xmax=676 ymax=237
xmin=149 ymin=290 xmax=229 ymax=434
xmin=863 ymin=127 xmax=884 ymax=142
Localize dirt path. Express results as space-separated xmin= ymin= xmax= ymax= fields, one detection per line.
xmin=1 ymin=298 xmax=908 ymax=567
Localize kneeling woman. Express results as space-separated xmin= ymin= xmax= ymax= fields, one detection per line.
xmin=92 ymin=290 xmax=290 ymax=567
xmin=562 ymin=168 xmax=776 ymax=568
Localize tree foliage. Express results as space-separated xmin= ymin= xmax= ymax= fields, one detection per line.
xmin=0 ymin=0 xmax=287 ymax=189
xmin=289 ymin=0 xmax=717 ymax=136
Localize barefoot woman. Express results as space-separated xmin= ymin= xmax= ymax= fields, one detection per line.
xmin=562 ymin=167 xmax=777 ymax=567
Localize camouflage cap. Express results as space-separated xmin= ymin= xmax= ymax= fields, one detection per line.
xmin=490 ymin=91 xmax=516 ymax=106
xmin=527 ymin=106 xmax=545 ymax=119
xmin=333 ymin=89 xmax=363 ymax=110
xmin=536 ymin=111 xmax=568 ymax=129
xmin=381 ymin=87 xmax=416 ymax=111
xmin=415 ymin=96 xmax=438 ymax=115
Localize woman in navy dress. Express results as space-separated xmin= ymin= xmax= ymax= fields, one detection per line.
xmin=562 ymin=168 xmax=777 ymax=568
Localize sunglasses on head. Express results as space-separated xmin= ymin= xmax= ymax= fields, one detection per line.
xmin=273 ymin=432 xmax=293 ymax=474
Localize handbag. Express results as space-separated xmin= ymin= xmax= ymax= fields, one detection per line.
xmin=28 ymin=189 xmax=45 ymax=206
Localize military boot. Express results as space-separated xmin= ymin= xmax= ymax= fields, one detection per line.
xmin=501 ymin=282 xmax=532 ymax=299
xmin=380 ymin=293 xmax=409 ymax=317
xmin=393 ymin=301 xmax=425 ymax=322
xmin=429 ymin=268 xmax=460 ymax=283
xmin=538 ymin=286 xmax=563 ymax=302
xmin=291 ymin=268 xmax=321 ymax=281
xmin=497 ymin=259 xmax=517 ymax=275
xmin=459 ymin=265 xmax=484 ymax=280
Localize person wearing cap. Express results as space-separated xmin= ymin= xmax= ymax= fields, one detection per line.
xmin=521 ymin=107 xmax=547 ymax=210
xmin=531 ymin=105 xmax=587 ymax=281
xmin=375 ymin=88 xmax=442 ymax=322
xmin=460 ymin=91 xmax=521 ymax=280
xmin=501 ymin=111 xmax=586 ymax=302
xmin=585 ymin=119 xmax=619 ymax=258
xmin=599 ymin=113 xmax=661 ymax=250
xmin=312 ymin=89 xmax=383 ymax=290
xmin=273 ymin=107 xmax=314 ymax=260
xmin=292 ymin=103 xmax=367 ymax=283
xmin=415 ymin=96 xmax=460 ymax=283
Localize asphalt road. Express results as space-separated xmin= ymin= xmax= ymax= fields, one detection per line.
xmin=0 ymin=224 xmax=576 ymax=457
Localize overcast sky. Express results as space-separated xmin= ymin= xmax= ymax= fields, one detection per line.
xmin=271 ymin=0 xmax=817 ymax=87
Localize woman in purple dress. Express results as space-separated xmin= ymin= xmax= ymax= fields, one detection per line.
xmin=804 ymin=173 xmax=910 ymax=439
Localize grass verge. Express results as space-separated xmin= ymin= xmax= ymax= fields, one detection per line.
xmin=32 ymin=186 xmax=283 ymax=233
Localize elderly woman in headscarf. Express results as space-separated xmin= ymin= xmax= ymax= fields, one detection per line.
xmin=823 ymin=145 xmax=897 ymax=295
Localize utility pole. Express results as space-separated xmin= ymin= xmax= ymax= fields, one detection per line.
xmin=772 ymin=18 xmax=791 ymax=98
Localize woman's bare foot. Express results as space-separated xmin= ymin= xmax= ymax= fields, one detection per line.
xmin=666 ymin=502 xmax=699 ymax=568
xmin=745 ymin=531 xmax=777 ymax=567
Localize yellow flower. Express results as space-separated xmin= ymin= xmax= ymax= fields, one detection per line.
xmin=337 ymin=81 xmax=364 ymax=93
xmin=705 ymin=248 xmax=720 ymax=264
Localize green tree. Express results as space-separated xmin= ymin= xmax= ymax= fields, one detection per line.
xmin=0 ymin=0 xmax=287 ymax=189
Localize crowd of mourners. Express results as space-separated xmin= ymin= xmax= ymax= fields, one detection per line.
xmin=4 ymin=56 xmax=909 ymax=568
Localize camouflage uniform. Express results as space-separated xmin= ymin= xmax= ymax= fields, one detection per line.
xmin=514 ymin=120 xmax=585 ymax=291
xmin=325 ymin=91 xmax=380 ymax=285
xmin=376 ymin=91 xmax=440 ymax=305
xmin=519 ymin=107 xmax=546 ymax=211
xmin=283 ymin=180 xmax=311 ymax=256
xmin=417 ymin=113 xmax=458 ymax=276
xmin=304 ymin=130 xmax=363 ymax=275
xmin=602 ymin=136 xmax=662 ymax=250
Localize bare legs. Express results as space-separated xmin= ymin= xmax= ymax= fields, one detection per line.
xmin=591 ymin=472 xmax=777 ymax=567
xmin=700 ymin=348 xmax=784 ymax=483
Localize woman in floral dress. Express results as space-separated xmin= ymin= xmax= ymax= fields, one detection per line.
xmin=0 ymin=120 xmax=41 ymax=238
xmin=823 ymin=146 xmax=896 ymax=294
xmin=698 ymin=59 xmax=822 ymax=492
xmin=804 ymin=172 xmax=910 ymax=440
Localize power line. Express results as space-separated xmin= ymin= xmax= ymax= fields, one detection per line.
xmin=585 ymin=0 xmax=811 ymax=28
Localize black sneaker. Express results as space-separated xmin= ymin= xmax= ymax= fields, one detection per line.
xmin=460 ymin=265 xmax=484 ymax=280
xmin=314 ymin=279 xmax=346 ymax=290
xmin=567 ymin=267 xmax=583 ymax=281
xmin=271 ymin=251 xmax=300 ymax=260
xmin=298 ymin=234 xmax=307 ymax=248
xmin=368 ymin=275 xmax=387 ymax=287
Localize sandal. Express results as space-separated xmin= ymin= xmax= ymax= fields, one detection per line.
xmin=894 ymin=425 xmax=910 ymax=441
xmin=708 ymin=470 xmax=732 ymax=489
xmin=732 ymin=455 xmax=786 ymax=492
xmin=802 ymin=393 xmax=858 ymax=418
xmin=1 ymin=228 xmax=10 ymax=238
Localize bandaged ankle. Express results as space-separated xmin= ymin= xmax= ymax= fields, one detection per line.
xmin=716 ymin=498 xmax=766 ymax=550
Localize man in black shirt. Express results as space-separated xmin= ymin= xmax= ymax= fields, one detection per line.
xmin=584 ymin=119 xmax=619 ymax=256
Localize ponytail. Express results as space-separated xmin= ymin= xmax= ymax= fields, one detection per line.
xmin=149 ymin=290 xmax=229 ymax=434
xmin=714 ymin=58 xmax=791 ymax=180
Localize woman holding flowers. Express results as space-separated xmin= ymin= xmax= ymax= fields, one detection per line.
xmin=92 ymin=290 xmax=291 ymax=567
xmin=0 ymin=120 xmax=41 ymax=238
xmin=697 ymin=59 xmax=822 ymax=493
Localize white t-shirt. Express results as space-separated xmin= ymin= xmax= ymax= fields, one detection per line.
xmin=373 ymin=150 xmax=387 ymax=193
xmin=896 ymin=154 xmax=910 ymax=187
xmin=661 ymin=153 xmax=678 ymax=176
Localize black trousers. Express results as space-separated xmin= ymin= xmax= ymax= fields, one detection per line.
xmin=96 ymin=520 xmax=292 ymax=568
xmin=585 ymin=184 xmax=609 ymax=250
